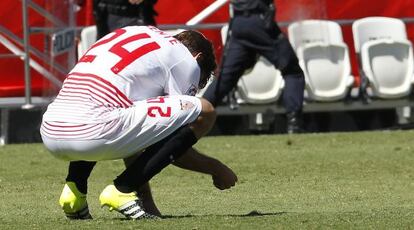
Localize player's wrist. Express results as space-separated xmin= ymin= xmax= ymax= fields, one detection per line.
xmin=209 ymin=160 xmax=227 ymax=177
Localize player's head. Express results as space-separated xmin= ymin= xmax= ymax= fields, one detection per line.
xmin=174 ymin=30 xmax=217 ymax=89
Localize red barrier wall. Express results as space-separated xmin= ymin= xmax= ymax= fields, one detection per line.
xmin=0 ymin=0 xmax=49 ymax=97
xmin=1 ymin=0 xmax=414 ymax=97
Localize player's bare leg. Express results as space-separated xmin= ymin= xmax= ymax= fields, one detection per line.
xmin=188 ymin=98 xmax=216 ymax=139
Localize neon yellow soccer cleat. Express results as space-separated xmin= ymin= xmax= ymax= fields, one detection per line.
xmin=59 ymin=182 xmax=92 ymax=220
xmin=99 ymin=185 xmax=158 ymax=220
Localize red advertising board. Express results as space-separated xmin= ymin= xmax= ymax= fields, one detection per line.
xmin=1 ymin=0 xmax=414 ymax=96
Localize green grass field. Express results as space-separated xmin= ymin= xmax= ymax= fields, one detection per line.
xmin=1 ymin=130 xmax=414 ymax=229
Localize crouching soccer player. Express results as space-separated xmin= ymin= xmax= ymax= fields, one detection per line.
xmin=40 ymin=26 xmax=238 ymax=220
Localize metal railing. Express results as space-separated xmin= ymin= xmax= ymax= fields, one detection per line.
xmin=0 ymin=0 xmax=77 ymax=145
xmin=0 ymin=0 xmax=76 ymax=108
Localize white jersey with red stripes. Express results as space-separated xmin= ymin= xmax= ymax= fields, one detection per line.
xmin=41 ymin=26 xmax=200 ymax=142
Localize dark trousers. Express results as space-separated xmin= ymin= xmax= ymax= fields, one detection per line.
xmin=203 ymin=14 xmax=305 ymax=113
xmin=93 ymin=1 xmax=156 ymax=39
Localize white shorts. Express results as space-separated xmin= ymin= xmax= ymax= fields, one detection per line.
xmin=41 ymin=95 xmax=202 ymax=161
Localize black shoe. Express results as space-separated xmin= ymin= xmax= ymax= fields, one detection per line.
xmin=286 ymin=111 xmax=303 ymax=134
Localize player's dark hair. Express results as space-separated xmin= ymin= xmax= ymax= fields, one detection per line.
xmin=174 ymin=30 xmax=217 ymax=89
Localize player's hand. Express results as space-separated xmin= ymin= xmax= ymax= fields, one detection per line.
xmin=129 ymin=0 xmax=144 ymax=5
xmin=212 ymin=164 xmax=238 ymax=190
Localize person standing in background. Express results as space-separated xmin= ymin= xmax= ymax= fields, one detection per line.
xmin=203 ymin=0 xmax=305 ymax=134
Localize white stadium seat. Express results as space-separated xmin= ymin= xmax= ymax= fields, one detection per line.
xmin=288 ymin=20 xmax=355 ymax=101
xmin=220 ymin=25 xmax=284 ymax=104
xmin=235 ymin=56 xmax=285 ymax=104
xmin=77 ymin=25 xmax=97 ymax=58
xmin=352 ymin=17 xmax=414 ymax=99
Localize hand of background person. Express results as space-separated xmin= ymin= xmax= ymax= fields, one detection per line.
xmin=129 ymin=0 xmax=144 ymax=5
xmin=212 ymin=164 xmax=238 ymax=190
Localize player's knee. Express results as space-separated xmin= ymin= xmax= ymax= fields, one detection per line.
xmin=200 ymin=98 xmax=216 ymax=127
xmin=190 ymin=98 xmax=216 ymax=138
xmin=200 ymin=98 xmax=216 ymax=120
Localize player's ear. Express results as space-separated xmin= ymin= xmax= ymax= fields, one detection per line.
xmin=193 ymin=52 xmax=203 ymax=60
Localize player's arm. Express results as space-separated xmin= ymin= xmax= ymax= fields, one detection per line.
xmin=172 ymin=147 xmax=238 ymax=190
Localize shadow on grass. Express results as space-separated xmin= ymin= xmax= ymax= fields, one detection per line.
xmin=111 ymin=211 xmax=287 ymax=221
xmin=161 ymin=210 xmax=287 ymax=219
